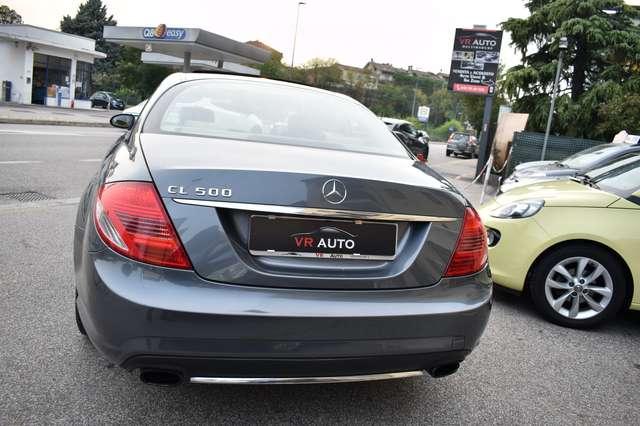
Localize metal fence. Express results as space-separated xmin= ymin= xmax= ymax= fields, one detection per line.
xmin=504 ymin=132 xmax=606 ymax=177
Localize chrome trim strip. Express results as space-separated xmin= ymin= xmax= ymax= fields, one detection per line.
xmin=248 ymin=250 xmax=396 ymax=261
xmin=172 ymin=198 xmax=456 ymax=222
xmin=190 ymin=370 xmax=424 ymax=385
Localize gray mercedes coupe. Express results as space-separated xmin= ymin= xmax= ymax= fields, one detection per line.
xmin=73 ymin=73 xmax=492 ymax=386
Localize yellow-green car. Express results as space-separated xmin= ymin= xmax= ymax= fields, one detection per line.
xmin=480 ymin=159 xmax=640 ymax=328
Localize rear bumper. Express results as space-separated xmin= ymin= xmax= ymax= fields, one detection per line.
xmin=76 ymin=248 xmax=492 ymax=379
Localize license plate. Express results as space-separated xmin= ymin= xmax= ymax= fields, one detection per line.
xmin=249 ymin=215 xmax=397 ymax=260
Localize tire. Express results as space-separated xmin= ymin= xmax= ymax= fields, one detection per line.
xmin=528 ymin=244 xmax=627 ymax=329
xmin=75 ymin=294 xmax=87 ymax=336
xmin=445 ymin=150 xmax=451 ymax=157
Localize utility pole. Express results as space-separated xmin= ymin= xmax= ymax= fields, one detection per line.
xmin=290 ymin=1 xmax=306 ymax=76
xmin=541 ymin=36 xmax=568 ymax=161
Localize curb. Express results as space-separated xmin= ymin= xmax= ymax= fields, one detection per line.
xmin=0 ymin=118 xmax=111 ymax=128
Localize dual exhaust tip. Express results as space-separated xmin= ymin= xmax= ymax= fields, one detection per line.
xmin=138 ymin=362 xmax=460 ymax=387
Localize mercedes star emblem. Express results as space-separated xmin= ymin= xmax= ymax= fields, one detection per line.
xmin=322 ymin=179 xmax=347 ymax=204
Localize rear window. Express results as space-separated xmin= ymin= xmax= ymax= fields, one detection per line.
xmin=143 ymin=79 xmax=407 ymax=157
xmin=451 ymin=133 xmax=469 ymax=141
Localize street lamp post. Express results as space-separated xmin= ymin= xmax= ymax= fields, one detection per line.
xmin=290 ymin=1 xmax=306 ymax=73
xmin=411 ymin=71 xmax=418 ymax=116
xmin=541 ymin=36 xmax=568 ymax=161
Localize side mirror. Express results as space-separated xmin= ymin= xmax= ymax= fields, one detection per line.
xmin=110 ymin=113 xmax=135 ymax=130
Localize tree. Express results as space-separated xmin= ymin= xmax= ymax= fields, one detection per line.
xmin=0 ymin=4 xmax=22 ymax=23
xmin=368 ymin=84 xmax=427 ymax=118
xmin=60 ymin=0 xmax=121 ymax=73
xmin=457 ymin=66 xmax=507 ymax=132
xmin=428 ymin=88 xmax=459 ymax=127
xmin=302 ymin=58 xmax=342 ymax=88
xmin=93 ymin=46 xmax=171 ymax=102
xmin=502 ymin=0 xmax=640 ymax=140
xmin=259 ymin=53 xmax=289 ymax=80
xmin=392 ymin=72 xmax=446 ymax=97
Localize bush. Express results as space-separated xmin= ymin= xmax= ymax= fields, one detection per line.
xmin=113 ymin=87 xmax=141 ymax=107
xmin=400 ymin=116 xmax=425 ymax=129
xmin=428 ymin=119 xmax=464 ymax=141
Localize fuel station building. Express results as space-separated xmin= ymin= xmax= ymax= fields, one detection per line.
xmin=0 ymin=24 xmax=106 ymax=108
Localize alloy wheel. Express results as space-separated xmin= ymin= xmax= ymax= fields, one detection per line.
xmin=544 ymin=256 xmax=613 ymax=320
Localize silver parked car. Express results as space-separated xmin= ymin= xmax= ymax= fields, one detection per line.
xmin=501 ymin=142 xmax=640 ymax=193
xmin=74 ymin=73 xmax=492 ymax=386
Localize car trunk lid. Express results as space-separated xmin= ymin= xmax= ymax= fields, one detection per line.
xmin=141 ymin=133 xmax=467 ymax=290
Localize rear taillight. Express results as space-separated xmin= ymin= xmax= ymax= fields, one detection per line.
xmin=444 ymin=207 xmax=488 ymax=277
xmin=416 ymin=153 xmax=426 ymax=162
xmin=94 ymin=181 xmax=192 ymax=269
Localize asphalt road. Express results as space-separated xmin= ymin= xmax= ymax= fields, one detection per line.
xmin=1 ymin=124 xmax=639 ymax=424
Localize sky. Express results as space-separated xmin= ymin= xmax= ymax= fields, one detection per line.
xmin=5 ymin=0 xmax=531 ymax=73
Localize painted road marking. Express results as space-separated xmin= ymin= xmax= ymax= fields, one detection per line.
xmin=0 ymin=129 xmax=122 ymax=137
xmin=0 ymin=160 xmax=44 ymax=164
xmin=0 ymin=197 xmax=80 ymax=212
xmin=0 ymin=129 xmax=81 ymax=136
xmin=0 ymin=159 xmax=101 ymax=164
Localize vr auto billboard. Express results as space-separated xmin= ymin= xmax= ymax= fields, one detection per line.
xmin=448 ymin=28 xmax=503 ymax=96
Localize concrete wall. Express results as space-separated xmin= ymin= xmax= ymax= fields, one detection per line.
xmin=0 ymin=40 xmax=28 ymax=103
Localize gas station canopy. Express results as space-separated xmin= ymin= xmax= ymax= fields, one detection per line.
xmin=103 ymin=25 xmax=271 ymax=72
xmin=140 ymin=52 xmax=260 ymax=75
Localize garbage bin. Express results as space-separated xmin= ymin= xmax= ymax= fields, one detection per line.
xmin=1 ymin=81 xmax=11 ymax=102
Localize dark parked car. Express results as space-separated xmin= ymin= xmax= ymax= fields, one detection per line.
xmin=89 ymin=91 xmax=125 ymax=110
xmin=74 ymin=73 xmax=491 ymax=386
xmin=382 ymin=117 xmax=430 ymax=161
xmin=446 ymin=132 xmax=478 ymax=158
xmin=501 ymin=142 xmax=640 ymax=193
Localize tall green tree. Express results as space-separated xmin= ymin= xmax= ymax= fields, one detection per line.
xmin=91 ymin=46 xmax=171 ymax=102
xmin=60 ymin=0 xmax=121 ymax=73
xmin=502 ymin=0 xmax=640 ymax=140
xmin=0 ymin=4 xmax=22 ymax=23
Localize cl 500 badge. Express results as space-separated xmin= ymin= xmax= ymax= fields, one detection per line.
xmin=167 ymin=185 xmax=232 ymax=197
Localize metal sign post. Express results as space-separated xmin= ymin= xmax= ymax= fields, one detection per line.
xmin=476 ymin=95 xmax=493 ymax=177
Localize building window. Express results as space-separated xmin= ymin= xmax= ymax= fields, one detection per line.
xmin=75 ymin=61 xmax=92 ymax=100
xmin=31 ymin=53 xmax=71 ymax=105
xmin=45 ymin=55 xmax=72 ymax=98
